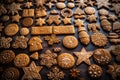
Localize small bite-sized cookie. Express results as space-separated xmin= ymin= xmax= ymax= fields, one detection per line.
xmin=93 ymin=49 xmax=112 ymax=65
xmin=56 ymin=2 xmax=66 ymax=9
xmin=53 ymin=47 xmax=61 ymax=53
xmin=20 ymin=28 xmax=29 ymax=36
xmin=88 ymin=64 xmax=103 ymax=78
xmin=2 ymin=15 xmax=10 ymax=22
xmin=58 ymin=53 xmax=75 ymax=69
xmin=91 ymin=33 xmax=107 ymax=47
xmin=63 ymin=36 xmax=78 ymax=49
xmin=4 ymin=23 xmax=19 ymax=36
xmin=69 ymin=68 xmax=80 ymax=79
xmin=1 ymin=67 xmax=19 ymax=80
xmin=14 ymin=53 xmax=30 ymax=68
xmin=84 ymin=7 xmax=96 ymax=15
xmin=67 ymin=2 xmax=75 ymax=9
xmin=0 ymin=50 xmax=15 ymax=64
xmin=22 ymin=18 xmax=33 ymax=27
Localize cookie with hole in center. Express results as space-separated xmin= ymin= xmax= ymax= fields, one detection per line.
xmin=63 ymin=36 xmax=78 ymax=49
xmin=58 ymin=53 xmax=75 ymax=69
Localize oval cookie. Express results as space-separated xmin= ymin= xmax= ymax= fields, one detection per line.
xmin=4 ymin=24 xmax=19 ymax=36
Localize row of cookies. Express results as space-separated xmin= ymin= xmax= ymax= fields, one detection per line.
xmin=0 ymin=47 xmax=119 ymax=80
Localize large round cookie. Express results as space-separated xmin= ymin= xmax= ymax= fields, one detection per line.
xmin=0 ymin=50 xmax=15 ymax=64
xmin=93 ymin=49 xmax=112 ymax=65
xmin=63 ymin=36 xmax=78 ymax=49
xmin=4 ymin=23 xmax=19 ymax=36
xmin=1 ymin=67 xmax=19 ymax=80
xmin=58 ymin=53 xmax=75 ymax=69
xmin=14 ymin=53 xmax=30 ymax=68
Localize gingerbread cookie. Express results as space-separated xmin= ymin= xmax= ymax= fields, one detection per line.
xmin=88 ymin=64 xmax=103 ymax=78
xmin=40 ymin=50 xmax=57 ymax=68
xmin=78 ymin=27 xmax=90 ymax=45
xmin=22 ymin=18 xmax=33 ymax=27
xmin=36 ymin=18 xmax=45 ymax=26
xmin=14 ymin=53 xmax=30 ymax=68
xmin=47 ymin=67 xmax=65 ymax=80
xmin=96 ymin=0 xmax=110 ymax=9
xmin=101 ymin=19 xmax=111 ymax=32
xmin=62 ymin=17 xmax=71 ymax=25
xmin=0 ymin=50 xmax=15 ymax=64
xmin=12 ymin=36 xmax=28 ymax=49
xmin=93 ymin=49 xmax=112 ymax=65
xmin=20 ymin=28 xmax=29 ymax=36
xmin=91 ymin=33 xmax=107 ymax=47
xmin=1 ymin=67 xmax=19 ymax=80
xmin=87 ymin=23 xmax=100 ymax=32
xmin=58 ymin=53 xmax=75 ymax=69
xmin=35 ymin=8 xmax=47 ymax=18
xmin=7 ymin=2 xmax=22 ymax=15
xmin=2 ymin=15 xmax=10 ymax=22
xmin=0 ymin=37 xmax=12 ymax=48
xmin=5 ymin=23 xmax=19 ymax=36
xmin=44 ymin=34 xmax=61 ymax=45
xmin=87 ymin=15 xmax=97 ymax=22
xmin=28 ymin=36 xmax=43 ymax=52
xmin=62 ymin=36 xmax=78 ymax=49
xmin=30 ymin=52 xmax=39 ymax=60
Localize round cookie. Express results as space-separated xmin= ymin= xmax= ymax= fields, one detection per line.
xmin=88 ymin=64 xmax=103 ymax=78
xmin=91 ymin=33 xmax=107 ymax=47
xmin=2 ymin=15 xmax=10 ymax=22
xmin=0 ymin=50 xmax=15 ymax=64
xmin=22 ymin=18 xmax=33 ymax=27
xmin=14 ymin=53 xmax=30 ymax=68
xmin=85 ymin=7 xmax=96 ymax=15
xmin=61 ymin=8 xmax=73 ymax=17
xmin=58 ymin=53 xmax=75 ymax=69
xmin=98 ymin=9 xmax=109 ymax=16
xmin=63 ymin=36 xmax=78 ymax=49
xmin=4 ymin=24 xmax=19 ymax=36
xmin=1 ymin=67 xmax=19 ymax=80
xmin=20 ymin=28 xmax=29 ymax=36
xmin=93 ymin=49 xmax=112 ymax=65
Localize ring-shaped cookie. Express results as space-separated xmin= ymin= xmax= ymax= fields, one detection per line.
xmin=61 ymin=8 xmax=73 ymax=17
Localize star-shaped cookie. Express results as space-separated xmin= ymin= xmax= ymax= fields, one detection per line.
xmin=46 ymin=2 xmax=54 ymax=9
xmin=73 ymin=48 xmax=93 ymax=65
xmin=62 ymin=17 xmax=71 ymax=24
xmin=74 ymin=19 xmax=84 ymax=27
xmin=87 ymin=15 xmax=97 ymax=22
xmin=22 ymin=61 xmax=43 ymax=80
xmin=36 ymin=18 xmax=45 ymax=26
xmin=96 ymin=0 xmax=110 ymax=9
xmin=12 ymin=14 xmax=21 ymax=22
xmin=25 ymin=2 xmax=33 ymax=8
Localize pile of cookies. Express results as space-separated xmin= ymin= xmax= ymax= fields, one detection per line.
xmin=0 ymin=0 xmax=120 ymax=80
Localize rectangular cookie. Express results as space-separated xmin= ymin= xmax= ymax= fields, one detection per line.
xmin=31 ymin=26 xmax=52 ymax=35
xmin=53 ymin=26 xmax=75 ymax=34
xmin=22 ymin=9 xmax=34 ymax=17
